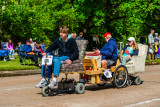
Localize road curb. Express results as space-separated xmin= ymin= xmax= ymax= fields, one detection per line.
xmin=0 ymin=69 xmax=41 ymax=77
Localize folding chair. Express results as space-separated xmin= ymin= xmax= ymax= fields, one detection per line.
xmin=35 ymin=44 xmax=45 ymax=64
xmin=0 ymin=42 xmax=9 ymax=61
xmin=19 ymin=44 xmax=34 ymax=65
xmin=0 ymin=50 xmax=9 ymax=61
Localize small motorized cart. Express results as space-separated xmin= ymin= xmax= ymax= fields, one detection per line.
xmin=41 ymin=41 xmax=148 ymax=97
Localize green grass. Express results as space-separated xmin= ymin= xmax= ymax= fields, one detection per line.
xmin=0 ymin=55 xmax=40 ymax=71
xmin=146 ymin=59 xmax=160 ymax=63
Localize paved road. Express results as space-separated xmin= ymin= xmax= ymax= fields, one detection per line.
xmin=0 ymin=65 xmax=160 ymax=107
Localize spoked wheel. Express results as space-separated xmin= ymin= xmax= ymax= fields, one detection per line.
xmin=75 ymin=83 xmax=85 ymax=94
xmin=113 ymin=65 xmax=128 ymax=88
xmin=97 ymin=83 xmax=106 ymax=87
xmin=42 ymin=86 xmax=51 ymax=97
xmin=134 ymin=76 xmax=141 ymax=85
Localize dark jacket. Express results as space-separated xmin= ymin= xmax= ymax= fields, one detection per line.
xmin=122 ymin=45 xmax=139 ymax=57
xmin=34 ymin=46 xmax=43 ymax=53
xmin=100 ymin=38 xmax=117 ymax=60
xmin=76 ymin=36 xmax=84 ymax=40
xmin=140 ymin=37 xmax=146 ymax=44
xmin=23 ymin=44 xmax=32 ymax=53
xmin=46 ymin=37 xmax=79 ymax=62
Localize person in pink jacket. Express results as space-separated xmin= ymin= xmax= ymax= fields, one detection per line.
xmin=7 ymin=39 xmax=15 ymax=59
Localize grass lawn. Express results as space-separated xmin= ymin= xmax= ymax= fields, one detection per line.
xmin=146 ymin=58 xmax=160 ymax=63
xmin=145 ymin=55 xmax=160 ymax=63
xmin=0 ymin=55 xmax=40 ymax=71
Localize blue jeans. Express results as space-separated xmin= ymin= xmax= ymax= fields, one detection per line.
xmin=41 ymin=56 xmax=69 ymax=78
xmin=52 ymin=56 xmax=69 ymax=76
xmin=121 ymin=57 xmax=131 ymax=66
xmin=41 ymin=65 xmax=53 ymax=79
xmin=9 ymin=50 xmax=14 ymax=55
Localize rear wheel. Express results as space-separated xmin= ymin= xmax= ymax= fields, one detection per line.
xmin=134 ymin=76 xmax=141 ymax=85
xmin=113 ymin=65 xmax=128 ymax=88
xmin=126 ymin=80 xmax=132 ymax=86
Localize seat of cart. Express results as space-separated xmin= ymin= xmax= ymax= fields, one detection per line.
xmin=126 ymin=44 xmax=148 ymax=74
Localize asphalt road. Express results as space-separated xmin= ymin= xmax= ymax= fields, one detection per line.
xmin=0 ymin=65 xmax=160 ymax=107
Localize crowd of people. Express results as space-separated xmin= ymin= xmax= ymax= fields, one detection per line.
xmin=140 ymin=29 xmax=160 ymax=60
xmin=0 ymin=30 xmax=85 ymax=68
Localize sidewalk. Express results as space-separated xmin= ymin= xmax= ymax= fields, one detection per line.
xmin=0 ymin=69 xmax=41 ymax=77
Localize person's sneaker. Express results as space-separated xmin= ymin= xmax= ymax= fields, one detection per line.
xmin=48 ymin=80 xmax=57 ymax=89
xmin=35 ymin=80 xmax=47 ymax=88
xmin=103 ymin=70 xmax=112 ymax=78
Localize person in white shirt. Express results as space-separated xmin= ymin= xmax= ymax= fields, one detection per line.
xmin=148 ymin=29 xmax=155 ymax=60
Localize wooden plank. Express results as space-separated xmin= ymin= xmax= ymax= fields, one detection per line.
xmin=98 ymin=68 xmax=105 ymax=71
xmin=91 ymin=75 xmax=96 ymax=83
xmin=96 ymin=74 xmax=101 ymax=83
xmin=85 ymin=80 xmax=113 ymax=85
xmin=84 ymin=58 xmax=92 ymax=63
xmin=111 ymin=66 xmax=116 ymax=72
xmin=60 ymin=71 xmax=86 ymax=74
xmin=117 ymin=68 xmax=124 ymax=72
xmin=85 ymin=70 xmax=103 ymax=75
xmin=116 ymin=59 xmax=120 ymax=67
xmin=91 ymin=59 xmax=98 ymax=71
xmin=84 ymin=63 xmax=93 ymax=66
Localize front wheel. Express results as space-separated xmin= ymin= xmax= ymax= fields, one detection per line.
xmin=75 ymin=83 xmax=85 ymax=94
xmin=113 ymin=65 xmax=128 ymax=88
xmin=42 ymin=86 xmax=50 ymax=97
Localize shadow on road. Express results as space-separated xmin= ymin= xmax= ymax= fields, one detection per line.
xmin=85 ymin=83 xmax=116 ymax=91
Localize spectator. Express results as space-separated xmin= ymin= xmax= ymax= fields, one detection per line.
xmin=19 ymin=39 xmax=40 ymax=67
xmin=148 ymin=29 xmax=155 ymax=60
xmin=154 ymin=33 xmax=160 ymax=58
xmin=34 ymin=41 xmax=44 ymax=58
xmin=154 ymin=33 xmax=160 ymax=42
xmin=35 ymin=25 xmax=79 ymax=88
xmin=7 ymin=39 xmax=15 ymax=59
xmin=74 ymin=33 xmax=77 ymax=39
xmin=17 ymin=42 xmax=21 ymax=54
xmin=154 ymin=41 xmax=159 ymax=60
xmin=120 ymin=37 xmax=139 ymax=66
xmin=76 ymin=32 xmax=84 ymax=40
xmin=140 ymin=35 xmax=146 ymax=44
xmin=71 ymin=33 xmax=74 ymax=38
xmin=71 ymin=33 xmax=77 ymax=39
xmin=29 ymin=38 xmax=35 ymax=50
xmin=94 ymin=32 xmax=117 ymax=78
xmin=93 ymin=34 xmax=100 ymax=49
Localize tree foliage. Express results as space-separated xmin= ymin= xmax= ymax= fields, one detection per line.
xmin=0 ymin=0 xmax=160 ymax=49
